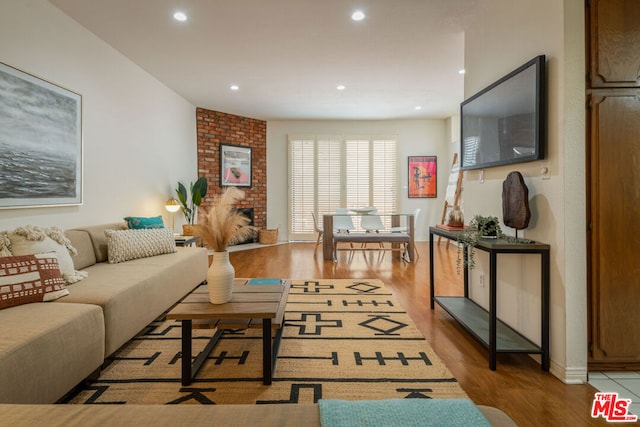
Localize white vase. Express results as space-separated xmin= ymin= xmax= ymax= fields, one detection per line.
xmin=207 ymin=251 xmax=234 ymax=304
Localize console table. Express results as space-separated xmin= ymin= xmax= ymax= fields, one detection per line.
xmin=429 ymin=226 xmax=550 ymax=371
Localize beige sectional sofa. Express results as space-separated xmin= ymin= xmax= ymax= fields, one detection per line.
xmin=0 ymin=222 xmax=208 ymax=404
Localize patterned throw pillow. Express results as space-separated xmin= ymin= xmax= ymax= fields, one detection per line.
xmin=105 ymin=228 xmax=176 ymax=264
xmin=8 ymin=226 xmax=88 ymax=284
xmin=124 ymin=216 xmax=165 ymax=229
xmin=0 ymin=253 xmax=69 ymax=310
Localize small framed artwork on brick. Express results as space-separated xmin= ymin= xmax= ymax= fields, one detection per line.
xmin=220 ymin=144 xmax=252 ymax=187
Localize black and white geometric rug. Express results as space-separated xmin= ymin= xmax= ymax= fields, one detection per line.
xmin=65 ymin=279 xmax=466 ymax=405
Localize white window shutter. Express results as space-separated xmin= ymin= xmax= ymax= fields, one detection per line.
xmin=289 ymin=135 xmax=397 ymax=239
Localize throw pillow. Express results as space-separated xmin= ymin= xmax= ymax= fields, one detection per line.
xmin=0 ymin=232 xmax=11 ymax=257
xmin=124 ymin=216 xmax=165 ymax=229
xmin=0 ymin=253 xmax=69 ymax=310
xmin=8 ymin=225 xmax=89 ymax=284
xmin=105 ymin=228 xmax=176 ymax=264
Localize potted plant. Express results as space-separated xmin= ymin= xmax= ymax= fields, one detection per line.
xmin=456 ymin=215 xmax=502 ymax=273
xmin=176 ymin=177 xmax=208 ymax=235
xmin=193 ymin=187 xmax=256 ymax=304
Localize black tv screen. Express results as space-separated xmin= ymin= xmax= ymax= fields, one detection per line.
xmin=460 ymin=55 xmax=546 ymax=170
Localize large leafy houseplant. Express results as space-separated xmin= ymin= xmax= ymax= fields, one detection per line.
xmin=176 ymin=177 xmax=208 ymax=225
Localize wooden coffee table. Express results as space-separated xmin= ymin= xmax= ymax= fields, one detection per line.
xmin=166 ymin=278 xmax=290 ymax=386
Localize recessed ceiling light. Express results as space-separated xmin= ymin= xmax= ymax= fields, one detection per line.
xmin=415 ymin=106 xmax=422 ymax=110
xmin=336 ymin=85 xmax=346 ymax=91
xmin=173 ymin=11 xmax=187 ymax=22
xmin=230 ymin=85 xmax=240 ymax=91
xmin=458 ymin=69 xmax=466 ymax=75
xmin=351 ymin=10 xmax=365 ymax=21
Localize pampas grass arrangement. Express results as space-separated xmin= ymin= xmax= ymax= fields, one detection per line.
xmin=194 ymin=187 xmax=256 ymax=252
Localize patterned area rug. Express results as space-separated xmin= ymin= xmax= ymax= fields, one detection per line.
xmin=66 ymin=279 xmax=467 ymax=405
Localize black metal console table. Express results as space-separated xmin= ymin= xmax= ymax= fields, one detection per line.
xmin=429 ymin=226 xmax=550 ymax=371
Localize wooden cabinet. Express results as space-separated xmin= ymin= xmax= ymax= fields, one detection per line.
xmin=588 ymin=0 xmax=640 ymax=88
xmin=587 ymin=0 xmax=640 ymax=369
xmin=587 ymin=92 xmax=640 ymax=366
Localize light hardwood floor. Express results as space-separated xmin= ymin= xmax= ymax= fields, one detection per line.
xmin=230 ymin=241 xmax=608 ymax=427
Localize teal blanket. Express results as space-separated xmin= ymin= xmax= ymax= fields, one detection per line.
xmin=318 ymin=399 xmax=492 ymax=427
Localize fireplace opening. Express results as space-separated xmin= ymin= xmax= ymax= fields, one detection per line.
xmin=230 ymin=207 xmax=257 ymax=245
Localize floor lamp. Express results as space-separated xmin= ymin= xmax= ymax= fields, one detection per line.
xmin=165 ymin=197 xmax=181 ymax=234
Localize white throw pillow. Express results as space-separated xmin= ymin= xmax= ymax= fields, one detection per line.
xmin=105 ymin=228 xmax=176 ymax=264
xmin=8 ymin=226 xmax=88 ymax=284
xmin=0 ymin=232 xmax=11 ymax=257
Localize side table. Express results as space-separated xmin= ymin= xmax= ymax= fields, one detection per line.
xmin=174 ymin=235 xmax=200 ymax=247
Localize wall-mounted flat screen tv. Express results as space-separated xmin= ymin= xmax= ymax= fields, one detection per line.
xmin=460 ymin=55 xmax=546 ymax=171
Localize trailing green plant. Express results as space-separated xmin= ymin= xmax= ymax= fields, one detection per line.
xmin=456 ymin=215 xmax=501 ymax=273
xmin=455 ymin=214 xmax=535 ymax=273
xmin=176 ymin=177 xmax=208 ymax=224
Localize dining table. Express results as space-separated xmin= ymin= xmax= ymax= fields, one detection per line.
xmin=321 ymin=211 xmax=415 ymax=262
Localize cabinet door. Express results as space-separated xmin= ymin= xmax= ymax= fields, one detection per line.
xmin=588 ymin=91 xmax=640 ymax=364
xmin=588 ymin=0 xmax=640 ymax=88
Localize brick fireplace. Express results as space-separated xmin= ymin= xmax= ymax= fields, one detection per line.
xmin=196 ymin=108 xmax=267 ymax=230
xmin=232 ymin=207 xmax=257 ymax=245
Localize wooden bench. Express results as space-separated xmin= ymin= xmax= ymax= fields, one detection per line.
xmin=332 ymin=232 xmax=411 ymax=261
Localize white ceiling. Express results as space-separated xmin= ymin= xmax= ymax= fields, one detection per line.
xmin=49 ymin=0 xmax=480 ymax=121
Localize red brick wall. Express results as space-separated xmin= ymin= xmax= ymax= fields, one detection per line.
xmin=196 ymin=108 xmax=267 ymax=229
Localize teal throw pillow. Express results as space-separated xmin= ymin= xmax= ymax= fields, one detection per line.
xmin=124 ymin=216 xmax=165 ymax=229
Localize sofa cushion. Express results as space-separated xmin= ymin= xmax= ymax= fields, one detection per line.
xmin=105 ymin=228 xmax=176 ymax=264
xmin=0 ymin=302 xmax=105 ymax=403
xmin=124 ymin=216 xmax=165 ymax=229
xmin=7 ymin=226 xmax=88 ymax=284
xmin=73 ymin=222 xmax=127 ymax=263
xmin=64 ymin=230 xmax=97 ymax=270
xmin=0 ymin=253 xmax=69 ymax=310
xmin=56 ymin=247 xmax=208 ymax=356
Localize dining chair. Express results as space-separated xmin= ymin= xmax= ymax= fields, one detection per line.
xmin=311 ymin=212 xmax=323 ymax=252
xmin=390 ymin=208 xmax=420 ymax=259
xmin=360 ymin=208 xmax=385 ymax=233
xmin=360 ymin=208 xmax=385 ymax=249
xmin=333 ymin=208 xmax=355 ymax=233
xmin=332 ymin=208 xmax=355 ymax=255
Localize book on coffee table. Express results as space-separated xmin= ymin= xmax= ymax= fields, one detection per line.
xmin=248 ymin=278 xmax=284 ymax=285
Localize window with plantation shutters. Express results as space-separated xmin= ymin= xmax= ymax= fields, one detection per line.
xmin=289 ymin=137 xmax=315 ymax=238
xmin=288 ymin=135 xmax=397 ymax=240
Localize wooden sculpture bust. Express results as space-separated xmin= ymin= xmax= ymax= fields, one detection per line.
xmin=502 ymin=171 xmax=531 ymax=230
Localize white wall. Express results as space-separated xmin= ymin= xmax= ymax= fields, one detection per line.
xmin=0 ymin=0 xmax=587 ymax=384
xmin=0 ymin=0 xmax=197 ymax=231
xmin=462 ymin=0 xmax=586 ymax=383
xmin=266 ymin=119 xmax=451 ymax=241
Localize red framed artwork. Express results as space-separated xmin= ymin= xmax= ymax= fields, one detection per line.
xmin=408 ymin=156 xmax=437 ymax=198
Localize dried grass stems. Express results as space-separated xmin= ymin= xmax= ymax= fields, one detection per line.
xmin=194 ymin=187 xmax=256 ymax=252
